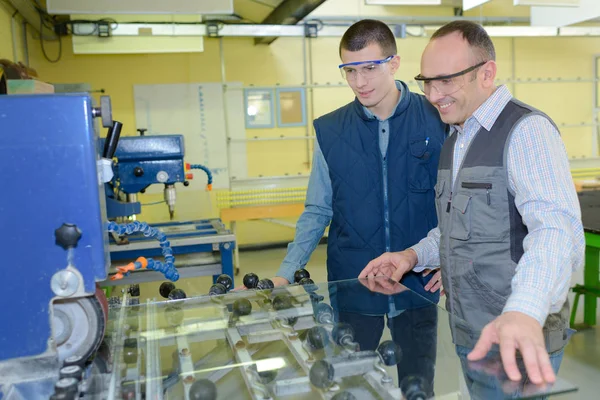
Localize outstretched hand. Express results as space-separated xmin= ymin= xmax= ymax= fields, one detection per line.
xmin=358 ymin=249 xmax=418 ymax=282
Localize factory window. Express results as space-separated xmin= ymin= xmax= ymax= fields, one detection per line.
xmin=276 ymin=88 xmax=307 ymax=127
xmin=244 ymin=89 xmax=275 ymax=128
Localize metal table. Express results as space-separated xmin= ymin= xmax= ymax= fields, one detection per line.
xmin=100 ymin=218 xmax=235 ymax=288
xmin=571 ymin=190 xmax=600 ymax=328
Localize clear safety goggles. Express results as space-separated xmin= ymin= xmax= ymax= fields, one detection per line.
xmin=338 ymin=55 xmax=395 ymax=81
xmin=414 ymin=61 xmax=487 ymax=96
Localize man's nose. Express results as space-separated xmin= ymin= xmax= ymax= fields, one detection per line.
xmin=355 ymin=72 xmax=368 ymax=88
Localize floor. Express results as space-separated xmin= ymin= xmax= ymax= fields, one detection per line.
xmin=133 ymin=244 xmax=600 ymax=399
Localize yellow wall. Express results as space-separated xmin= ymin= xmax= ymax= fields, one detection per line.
xmin=0 ymin=1 xmax=25 ymax=64
xmin=20 ymin=3 xmax=600 ymax=246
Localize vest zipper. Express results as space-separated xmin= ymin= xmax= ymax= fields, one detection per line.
xmin=462 ymin=182 xmax=492 ymax=205
xmin=382 ymin=157 xmax=391 ymax=252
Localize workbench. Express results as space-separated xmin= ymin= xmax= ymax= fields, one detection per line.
xmin=100 ymin=218 xmax=236 ymax=287
xmin=570 ymin=190 xmax=600 ymax=329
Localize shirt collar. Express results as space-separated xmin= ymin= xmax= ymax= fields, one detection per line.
xmin=450 ymin=84 xmax=513 ymax=135
xmin=362 ymin=80 xmax=404 ymax=121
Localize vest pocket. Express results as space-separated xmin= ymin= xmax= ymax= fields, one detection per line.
xmin=451 ymin=258 xmax=507 ymax=316
xmin=450 ymin=193 xmax=471 ymax=240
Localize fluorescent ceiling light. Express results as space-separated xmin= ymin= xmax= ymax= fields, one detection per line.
xmin=365 ymin=0 xmax=441 ymax=4
xmin=514 ymin=0 xmax=579 ymax=6
xmin=463 ymin=0 xmax=492 ymax=11
xmin=483 ymin=26 xmax=558 ymax=36
xmin=559 ymin=26 xmax=600 ymax=35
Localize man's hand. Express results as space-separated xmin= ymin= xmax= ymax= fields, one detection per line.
xmin=359 ymin=275 xmax=409 ymax=296
xmin=233 ymin=276 xmax=290 ymax=291
xmin=358 ymin=249 xmax=418 ymax=282
xmin=467 ymin=311 xmax=554 ymax=385
xmin=423 ymin=269 xmax=444 ymax=295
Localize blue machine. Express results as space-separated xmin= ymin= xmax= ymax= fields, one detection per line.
xmin=103 ymin=134 xmax=187 ymax=220
xmin=0 ymin=93 xmax=236 ymax=399
xmin=0 ymin=93 xmax=113 ymax=396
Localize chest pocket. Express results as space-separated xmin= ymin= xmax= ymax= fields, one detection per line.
xmin=450 ymin=178 xmax=510 ymax=242
xmin=408 ymin=139 xmax=432 ymax=192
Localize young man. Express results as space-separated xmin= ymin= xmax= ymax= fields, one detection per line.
xmin=360 ymin=21 xmax=585 ymax=395
xmin=269 ymin=19 xmax=448 ymax=391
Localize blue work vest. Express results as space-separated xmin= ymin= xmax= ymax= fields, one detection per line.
xmin=315 ymin=86 xmax=447 ymax=314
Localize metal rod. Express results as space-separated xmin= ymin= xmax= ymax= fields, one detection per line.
xmin=302 ymin=35 xmax=311 ymax=168
xmin=220 ymin=37 xmax=233 ymax=189
xmin=307 ymin=37 xmax=316 ymax=171
xmin=593 ymin=55 xmax=599 ymax=158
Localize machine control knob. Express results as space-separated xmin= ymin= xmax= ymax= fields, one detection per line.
xmin=54 ymin=377 xmax=79 ymax=395
xmin=314 ymin=302 xmax=334 ymax=324
xmin=209 ymin=283 xmax=227 ymax=296
xmin=307 ymin=326 xmax=329 ymax=350
xmin=156 ymin=171 xmax=169 ymax=183
xmin=55 ymin=223 xmax=82 ymax=250
xmin=63 ymin=355 xmax=85 ymax=369
xmin=256 ymin=279 xmax=274 ymax=290
xmin=309 ymin=359 xmax=334 ymax=389
xmin=332 ymin=323 xmax=355 ymax=346
xmin=168 ymin=288 xmax=186 ymax=300
xmin=232 ymin=298 xmax=252 ymax=316
xmin=294 ymin=268 xmax=310 ymax=283
xmin=400 ymin=375 xmax=428 ymax=400
xmin=377 ymin=340 xmax=402 ymax=366
xmin=189 ymin=379 xmax=217 ymax=400
xmin=216 ymin=274 xmax=233 ymax=291
xmin=159 ymin=282 xmax=176 ymax=298
xmin=137 ymin=128 xmax=147 ymax=136
xmin=59 ymin=365 xmax=83 ymax=381
xmin=133 ymin=167 xmax=144 ymax=177
xmin=243 ymin=273 xmax=259 ymax=289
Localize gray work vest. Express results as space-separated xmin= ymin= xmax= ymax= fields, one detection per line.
xmin=437 ymin=98 xmax=570 ymax=353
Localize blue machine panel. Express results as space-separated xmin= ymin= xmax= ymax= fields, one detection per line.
xmin=0 ymin=94 xmax=109 ymax=361
xmin=102 ymin=135 xmax=185 ymax=193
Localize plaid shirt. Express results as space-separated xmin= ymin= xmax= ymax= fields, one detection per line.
xmin=411 ymin=85 xmax=585 ymax=326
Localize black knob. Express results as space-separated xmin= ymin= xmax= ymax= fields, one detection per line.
xmin=63 ymin=355 xmax=85 ymax=369
xmin=137 ymin=128 xmax=147 ymax=136
xmin=209 ymin=283 xmax=227 ymax=296
xmin=332 ymin=391 xmax=357 ymax=400
xmin=314 ymin=302 xmax=334 ymax=324
xmin=59 ymin=365 xmax=83 ymax=381
xmin=55 ymin=223 xmax=82 ymax=250
xmin=294 ymin=268 xmax=310 ymax=283
xmin=232 ymin=298 xmax=252 ymax=316
xmin=54 ymin=377 xmax=78 ymax=395
xmin=243 ymin=273 xmax=259 ymax=289
xmin=133 ymin=167 xmax=144 ymax=177
xmin=400 ymin=375 xmax=428 ymax=400
xmin=309 ymin=359 xmax=334 ymax=389
xmin=256 ymin=279 xmax=274 ymax=290
xmin=140 ymin=189 xmax=146 ymax=194
xmin=272 ymin=294 xmax=293 ymax=311
xmin=216 ymin=274 xmax=233 ymax=291
xmin=377 ymin=340 xmax=402 ymax=366
xmin=332 ymin=323 xmax=355 ymax=346
xmin=299 ymin=277 xmax=314 ymax=285
xmin=127 ymin=284 xmax=140 ymax=297
xmin=257 ymin=369 xmax=277 ymax=384
xmin=189 ymin=379 xmax=217 ymax=400
xmin=168 ymin=288 xmax=186 ymax=300
xmin=307 ymin=326 xmax=329 ymax=350
xmin=159 ymin=282 xmax=176 ymax=298
xmin=183 ymin=181 xmax=190 ymax=187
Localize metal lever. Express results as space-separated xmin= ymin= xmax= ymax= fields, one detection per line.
xmin=103 ymin=121 xmax=123 ymax=159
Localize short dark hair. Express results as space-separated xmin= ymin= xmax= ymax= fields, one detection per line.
xmin=430 ymin=21 xmax=496 ymax=62
xmin=339 ymin=19 xmax=397 ymax=58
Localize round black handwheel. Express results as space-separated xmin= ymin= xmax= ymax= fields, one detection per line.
xmin=400 ymin=375 xmax=428 ymax=400
xmin=309 ymin=359 xmax=334 ymax=389
xmin=307 ymin=326 xmax=329 ymax=350
xmin=168 ymin=288 xmax=186 ymax=300
xmin=243 ymin=273 xmax=259 ymax=289
xmin=209 ymin=283 xmax=227 ymax=296
xmin=189 ymin=378 xmax=217 ymax=400
xmin=232 ymin=298 xmax=252 ymax=316
xmin=256 ymin=279 xmax=274 ymax=290
xmin=377 ymin=340 xmax=402 ymax=366
xmin=216 ymin=274 xmax=233 ymax=291
xmin=332 ymin=323 xmax=355 ymax=347
xmin=294 ymin=268 xmax=310 ymax=283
